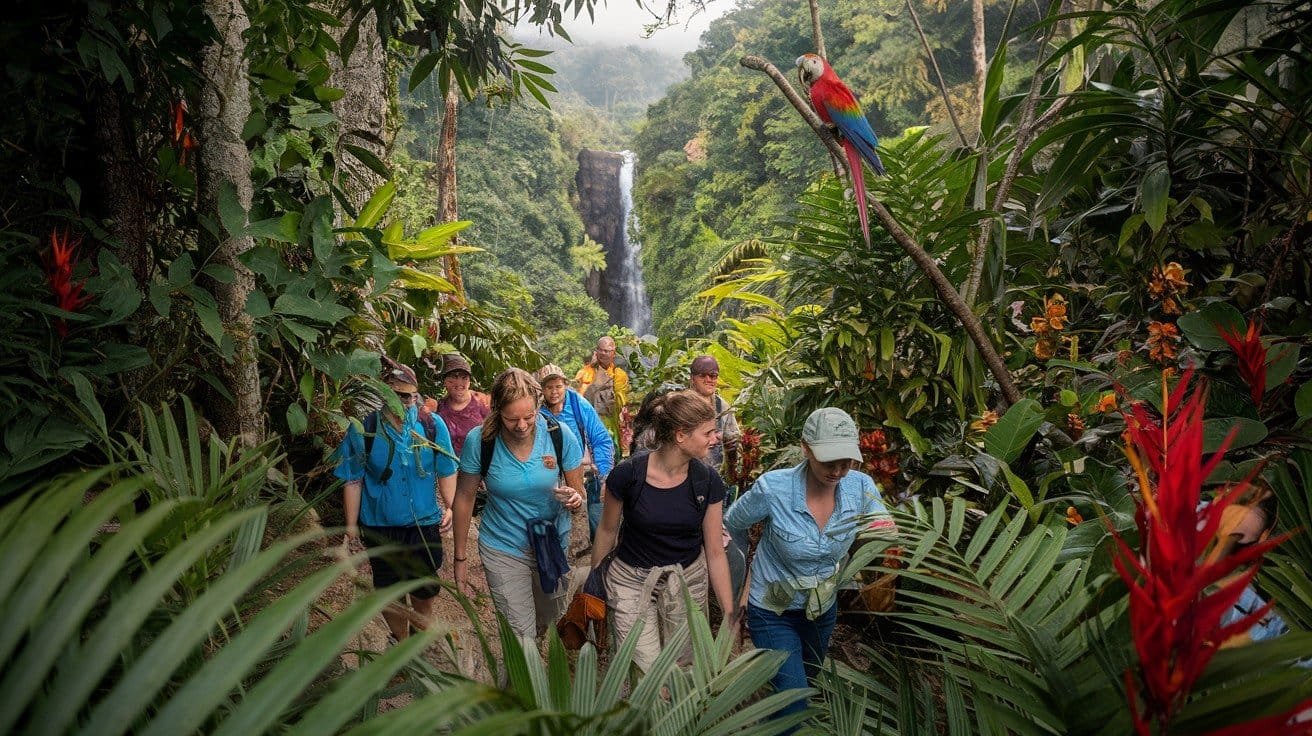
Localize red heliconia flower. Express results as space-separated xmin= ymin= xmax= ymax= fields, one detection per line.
xmin=728 ymin=427 xmax=763 ymax=489
xmin=1109 ymin=369 xmax=1305 ymax=734
xmin=1218 ymin=321 xmax=1267 ymax=408
xmin=171 ymin=100 xmax=187 ymax=143
xmin=42 ymin=229 xmax=93 ymax=336
xmin=169 ymin=100 xmax=199 ymax=165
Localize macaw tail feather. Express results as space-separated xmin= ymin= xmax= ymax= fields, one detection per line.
xmin=844 ymin=141 xmax=872 ymax=246
xmin=848 ymin=130 xmax=886 ymax=177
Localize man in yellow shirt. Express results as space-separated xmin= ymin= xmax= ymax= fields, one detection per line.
xmin=575 ymin=335 xmax=629 ymax=458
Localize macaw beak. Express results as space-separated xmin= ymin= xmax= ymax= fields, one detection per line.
xmin=795 ymin=57 xmax=810 ymax=87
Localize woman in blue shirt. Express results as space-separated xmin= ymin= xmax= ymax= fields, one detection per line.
xmin=451 ymin=368 xmax=586 ymax=642
xmin=725 ymin=407 xmax=896 ymax=724
xmin=335 ymin=362 xmax=459 ymax=642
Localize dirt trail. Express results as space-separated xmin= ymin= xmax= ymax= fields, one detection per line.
xmin=307 ymin=502 xmax=597 ymax=688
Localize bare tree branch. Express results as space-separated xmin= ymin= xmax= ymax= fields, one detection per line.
xmin=962 ymin=0 xmax=1064 ymax=305
xmin=808 ymin=0 xmax=826 ymax=60
xmin=905 ymin=0 xmax=968 ymax=147
xmin=741 ymin=55 xmax=1022 ymax=408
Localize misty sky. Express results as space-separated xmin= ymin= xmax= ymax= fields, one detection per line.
xmin=515 ymin=0 xmax=734 ymax=54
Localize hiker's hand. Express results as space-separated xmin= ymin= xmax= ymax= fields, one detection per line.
xmin=343 ymin=525 xmax=362 ymax=552
xmin=728 ymin=608 xmax=749 ymax=645
xmin=454 ymin=560 xmax=472 ymax=597
xmin=439 ymin=508 xmax=454 ymax=534
xmin=555 ymin=485 xmax=584 ymax=511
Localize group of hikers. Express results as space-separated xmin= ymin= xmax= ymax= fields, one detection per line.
xmin=334 ymin=335 xmax=898 ymax=723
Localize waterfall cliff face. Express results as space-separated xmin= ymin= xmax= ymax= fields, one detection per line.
xmin=576 ymin=149 xmax=652 ymax=335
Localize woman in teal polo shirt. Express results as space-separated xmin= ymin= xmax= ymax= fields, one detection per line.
xmin=451 ymin=368 xmax=586 ymax=642
xmin=725 ymin=407 xmax=897 ymax=726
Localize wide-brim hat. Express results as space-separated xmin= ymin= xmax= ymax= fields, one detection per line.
xmin=382 ymin=360 xmax=418 ymax=386
xmin=440 ymin=353 xmax=473 ymax=378
xmin=535 ymin=363 xmax=568 ymax=383
xmin=802 ymin=407 xmax=862 ymax=463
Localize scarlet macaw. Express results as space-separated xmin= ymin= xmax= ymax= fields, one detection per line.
xmin=796 ymin=53 xmax=885 ymax=245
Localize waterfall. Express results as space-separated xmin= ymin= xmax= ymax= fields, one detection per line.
xmin=615 ymin=151 xmax=652 ymax=335
xmin=574 ymin=149 xmax=653 ymax=335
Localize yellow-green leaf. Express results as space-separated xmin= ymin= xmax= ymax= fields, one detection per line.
xmin=396 ymin=267 xmax=455 ymax=292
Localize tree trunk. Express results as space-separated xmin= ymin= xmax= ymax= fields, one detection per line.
xmin=93 ymin=87 xmax=153 ymax=289
xmin=199 ymin=0 xmax=263 ymax=447
xmin=972 ymin=0 xmax=987 ymax=118
xmin=436 ymin=80 xmax=465 ymax=302
xmin=329 ymin=7 xmax=391 ymax=213
xmin=91 ymin=83 xmax=157 ymax=411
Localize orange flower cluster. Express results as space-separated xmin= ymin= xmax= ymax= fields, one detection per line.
xmin=1147 ymin=262 xmax=1188 ymax=315
xmin=858 ymin=428 xmax=900 ymax=489
xmin=1065 ymin=506 xmax=1084 ymax=525
xmin=1146 ymin=321 xmax=1181 ymax=365
xmin=1095 ymin=393 xmax=1118 ymax=413
xmin=1067 ymin=412 xmax=1085 ymax=439
xmin=1031 ymin=294 xmax=1068 ymax=360
xmin=968 ymin=410 xmax=999 ymax=435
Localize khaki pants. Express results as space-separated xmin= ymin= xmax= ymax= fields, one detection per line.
xmin=606 ymin=553 xmax=708 ymax=673
xmin=480 ymin=544 xmax=569 ymax=644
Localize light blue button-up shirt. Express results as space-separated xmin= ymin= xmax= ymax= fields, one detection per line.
xmin=725 ymin=463 xmax=894 ymax=613
xmin=333 ymin=411 xmax=458 ymax=527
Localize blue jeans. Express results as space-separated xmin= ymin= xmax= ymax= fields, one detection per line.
xmin=585 ymin=471 xmax=602 ymax=539
xmin=747 ymin=602 xmax=838 ymax=724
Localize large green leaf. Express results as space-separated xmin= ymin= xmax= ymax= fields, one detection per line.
xmin=1177 ymin=301 xmax=1245 ymax=351
xmin=1264 ymin=344 xmax=1299 ymax=392
xmin=1201 ymin=417 xmax=1267 ymax=453
xmin=1296 ymin=381 xmax=1312 ymax=419
xmin=983 ymin=398 xmax=1045 ymax=463
xmin=1140 ymin=164 xmax=1170 ymax=233
xmin=352 ymin=181 xmax=396 ymax=231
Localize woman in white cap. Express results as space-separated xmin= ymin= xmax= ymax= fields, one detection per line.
xmin=724 ymin=407 xmax=896 ymax=726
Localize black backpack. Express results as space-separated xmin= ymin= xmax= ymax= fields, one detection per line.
xmin=479 ymin=414 xmax=565 ymax=481
xmin=362 ymin=409 xmax=440 ymax=482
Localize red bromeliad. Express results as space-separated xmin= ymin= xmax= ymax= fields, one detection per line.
xmin=1218 ymin=321 xmax=1267 ymax=408
xmin=1111 ymin=369 xmax=1306 ymax=734
xmin=43 ymin=229 xmax=92 ymax=336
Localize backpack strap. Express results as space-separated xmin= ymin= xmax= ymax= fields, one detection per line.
xmin=546 ymin=414 xmax=565 ymax=481
xmin=363 ymin=411 xmax=378 ymax=456
xmin=479 ymin=430 xmax=495 ymax=479
xmin=362 ymin=411 xmax=398 ymax=483
xmin=688 ymin=458 xmax=711 ymax=514
xmin=568 ymin=392 xmax=589 ymax=456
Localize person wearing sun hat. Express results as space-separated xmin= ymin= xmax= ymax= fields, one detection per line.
xmin=334 ymin=358 xmax=459 ymax=643
xmin=687 ymin=355 xmax=742 ymax=475
xmin=536 ymin=363 xmax=615 ymax=540
xmin=724 ymin=406 xmax=897 ymax=727
xmin=432 ymin=353 xmax=489 ymax=457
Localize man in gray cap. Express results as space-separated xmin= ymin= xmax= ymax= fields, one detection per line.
xmin=689 ymin=355 xmax=741 ymax=475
